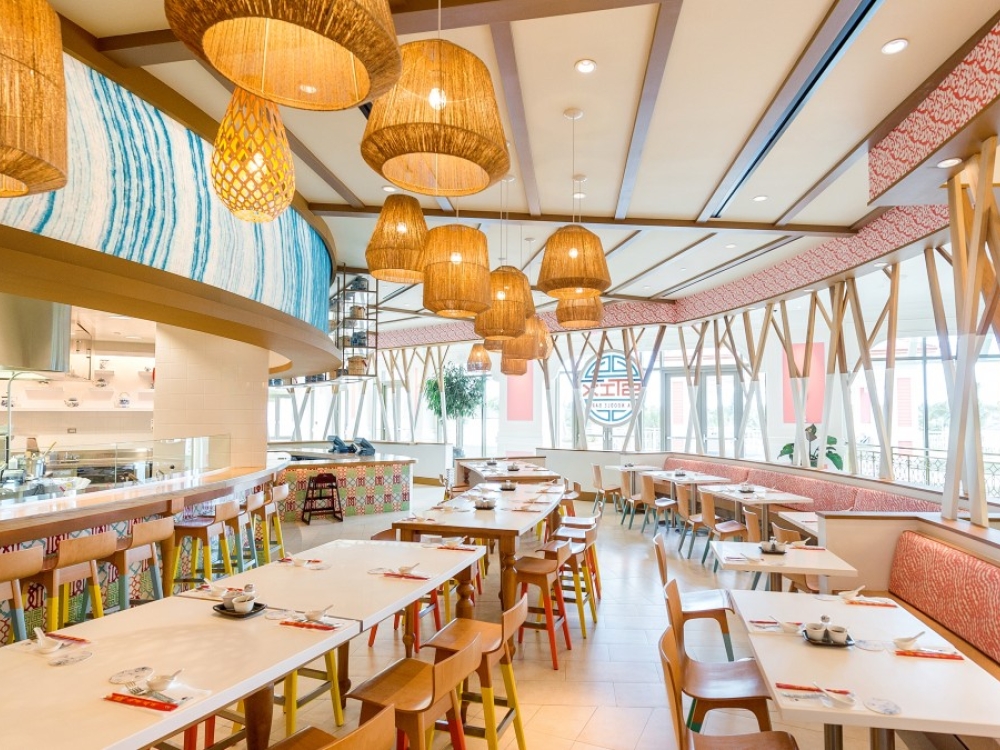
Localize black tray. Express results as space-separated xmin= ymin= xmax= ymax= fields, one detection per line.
xmin=213 ymin=602 xmax=267 ymax=619
xmin=738 ymin=489 xmax=756 ymax=494
xmin=802 ymin=631 xmax=854 ymax=648
xmin=760 ymin=546 xmax=787 ymax=556
xmin=500 ymin=485 xmax=516 ymax=491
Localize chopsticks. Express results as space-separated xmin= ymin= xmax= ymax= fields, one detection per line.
xmin=845 ymin=599 xmax=897 ymax=608
xmin=280 ymin=620 xmax=340 ymax=631
xmin=895 ymin=649 xmax=963 ymax=660
xmin=382 ymin=572 xmax=431 ymax=580
xmin=775 ymin=683 xmax=852 ymax=695
xmin=46 ymin=632 xmax=90 ymax=645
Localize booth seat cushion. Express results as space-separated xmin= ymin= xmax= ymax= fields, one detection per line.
xmin=853 ymin=488 xmax=938 ymax=512
xmin=744 ymin=469 xmax=857 ymax=512
xmin=889 ymin=531 xmax=1000 ymax=664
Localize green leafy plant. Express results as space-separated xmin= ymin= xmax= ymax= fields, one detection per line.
xmin=778 ymin=423 xmax=843 ymax=470
xmin=424 ymin=363 xmax=486 ymax=421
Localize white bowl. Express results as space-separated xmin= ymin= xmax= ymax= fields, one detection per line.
xmin=147 ymin=675 xmax=178 ymax=691
xmin=779 ymin=621 xmax=801 ymax=634
xmin=35 ymin=639 xmax=62 ymax=654
xmin=232 ymin=595 xmax=256 ymax=613
xmin=892 ymin=636 xmax=920 ymax=650
xmin=443 ymin=536 xmax=464 ymax=546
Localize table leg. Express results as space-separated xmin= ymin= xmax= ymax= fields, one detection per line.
xmin=337 ymin=641 xmax=351 ymax=708
xmin=870 ymin=728 xmax=895 ymax=750
xmin=243 ymin=683 xmax=274 ymax=750
xmin=499 ymin=537 xmax=517 ymax=611
xmin=761 ymin=505 xmax=771 ymax=535
xmin=402 ymin=601 xmax=415 ymax=658
xmin=455 ymin=563 xmax=475 ymax=620
xmin=823 ymin=723 xmax=843 ymax=750
xmin=768 ymin=571 xmax=783 ymax=592
xmin=160 ymin=535 xmax=176 ymax=596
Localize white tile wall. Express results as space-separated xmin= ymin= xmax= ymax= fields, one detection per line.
xmin=153 ymin=325 xmax=269 ymax=466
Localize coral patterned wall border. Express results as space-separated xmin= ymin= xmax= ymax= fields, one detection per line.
xmin=869 ymin=20 xmax=1000 ymax=201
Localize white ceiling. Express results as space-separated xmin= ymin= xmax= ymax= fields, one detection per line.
xmin=49 ymin=0 xmax=1000 ymax=336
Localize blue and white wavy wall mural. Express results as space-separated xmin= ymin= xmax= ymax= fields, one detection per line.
xmin=0 ymin=56 xmax=331 ymax=331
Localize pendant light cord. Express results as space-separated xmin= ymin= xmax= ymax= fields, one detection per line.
xmin=571 ymin=114 xmax=577 ymax=223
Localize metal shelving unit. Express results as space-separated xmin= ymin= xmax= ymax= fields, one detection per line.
xmin=330 ymin=270 xmax=378 ymax=381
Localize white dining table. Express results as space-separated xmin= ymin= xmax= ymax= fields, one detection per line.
xmin=778 ymin=510 xmax=820 ymax=538
xmin=711 ymin=540 xmax=857 ymax=593
xmin=700 ymin=483 xmax=814 ymax=531
xmin=0 ymin=594 xmax=360 ymax=750
xmin=730 ymin=590 xmax=1000 ymax=750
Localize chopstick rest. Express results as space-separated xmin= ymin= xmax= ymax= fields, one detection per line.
xmin=895 ymin=649 xmax=963 ymax=660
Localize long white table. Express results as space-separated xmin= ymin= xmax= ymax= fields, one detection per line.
xmin=712 ymin=541 xmax=857 ymax=593
xmin=730 ymin=590 xmax=1000 ymax=749
xmin=700 ymin=483 xmax=814 ymax=531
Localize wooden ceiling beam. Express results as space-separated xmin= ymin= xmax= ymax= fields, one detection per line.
xmin=614 ymin=1 xmax=683 ymax=220
xmin=311 ymin=203 xmax=852 ymax=238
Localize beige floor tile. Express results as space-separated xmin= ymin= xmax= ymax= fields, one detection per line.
xmin=576 ymin=706 xmax=653 ymax=750
xmin=523 ymin=704 xmax=598 ymax=741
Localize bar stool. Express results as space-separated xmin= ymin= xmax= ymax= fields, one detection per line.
xmin=227 ymin=492 xmax=260 ymax=572
xmin=542 ymin=526 xmax=599 ymax=638
xmin=256 ymin=482 xmax=288 ymax=563
xmin=700 ymin=493 xmax=747 ymax=569
xmin=271 ymin=705 xmax=395 ymax=750
xmin=24 ymin=531 xmax=118 ymax=631
xmin=591 ymin=463 xmax=621 ymax=514
xmin=423 ymin=596 xmax=529 ymax=750
xmin=0 ymin=546 xmax=44 ymax=641
xmin=173 ymin=499 xmax=240 ymax=586
xmin=349 ymin=635 xmax=483 ymax=750
xmin=514 ymin=541 xmax=572 ymax=670
xmin=109 ymin=517 xmax=174 ymax=610
xmin=551 ymin=521 xmax=602 ymax=600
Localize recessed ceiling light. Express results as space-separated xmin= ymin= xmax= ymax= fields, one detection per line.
xmin=752 ymin=195 xmax=768 ymax=202
xmin=803 ymin=288 xmax=814 ymax=293
xmin=725 ymin=243 xmax=737 ymax=249
xmin=125 ymin=335 xmax=141 ymax=340
xmin=299 ymin=84 xmax=318 ymax=94
xmin=573 ymin=191 xmax=586 ymax=200
xmin=108 ymin=314 xmax=132 ymax=320
xmin=680 ymin=267 xmax=687 ymax=271
xmin=881 ymin=38 xmax=908 ymax=55
xmin=642 ymin=285 xmax=650 ymax=290
xmin=575 ymin=59 xmax=597 ymax=74
xmin=936 ymin=157 xmax=962 ymax=169
xmin=382 ymin=185 xmax=397 ymax=193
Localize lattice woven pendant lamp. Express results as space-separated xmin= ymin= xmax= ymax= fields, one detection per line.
xmin=165 ymin=0 xmax=401 ymax=111
xmin=467 ymin=343 xmax=492 ymax=373
xmin=503 ymin=314 xmax=551 ymax=361
xmin=538 ymin=224 xmax=610 ymax=299
xmin=556 ymin=296 xmax=603 ymax=330
xmin=423 ymin=224 xmax=491 ymax=318
xmin=500 ymin=354 xmax=527 ymax=376
xmin=474 ymin=265 xmax=527 ymax=340
xmin=0 ymin=0 xmax=67 ymax=197
xmin=361 ymin=39 xmax=510 ymax=196
xmin=366 ymin=194 xmax=428 ymax=283
xmin=211 ymin=87 xmax=296 ymax=222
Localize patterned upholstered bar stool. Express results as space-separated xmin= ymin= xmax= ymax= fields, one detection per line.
xmin=24 ymin=531 xmax=118 ymax=631
xmin=108 ymin=517 xmax=174 ymax=610
xmin=0 ymin=546 xmax=44 ymax=641
xmin=173 ymin=499 xmax=239 ymax=586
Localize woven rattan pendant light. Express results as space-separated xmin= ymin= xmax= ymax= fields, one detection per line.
xmin=556 ymin=296 xmax=603 ymax=330
xmin=366 ymin=194 xmax=428 ymax=282
xmin=211 ymin=87 xmax=296 ymax=222
xmin=361 ymin=36 xmax=509 ymax=196
xmin=165 ymin=0 xmax=400 ymax=111
xmin=474 ymin=265 xmax=526 ymax=340
xmin=0 ymin=0 xmax=66 ymax=197
xmin=537 ymin=109 xmax=610 ymax=299
xmin=466 ymin=343 xmax=492 ymax=374
xmin=503 ymin=314 xmax=550 ymax=361
xmin=483 ymin=338 xmax=504 ymax=352
xmin=500 ymin=354 xmax=527 ymax=376
xmin=423 ymin=224 xmax=491 ymax=318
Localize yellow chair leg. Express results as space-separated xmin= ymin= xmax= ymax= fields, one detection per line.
xmin=424 ymin=725 xmax=435 ymax=749
xmin=48 ymin=586 xmax=61 ymax=631
xmin=89 ymin=580 xmax=104 ymax=619
xmin=500 ymin=663 xmax=527 ymax=750
xmin=572 ymin=571 xmax=587 ymax=638
xmin=200 ymin=539 xmax=213 ymax=583
xmin=219 ymin=535 xmax=234 ymax=576
xmin=230 ymin=699 xmax=245 ymax=734
xmin=442 ymin=582 xmax=453 ymax=622
xmin=481 ymin=684 xmax=500 ymax=750
xmin=261 ymin=518 xmax=272 ymax=564
xmin=323 ymin=651 xmax=344 ymax=727
xmin=272 ymin=515 xmax=286 ymax=558
xmin=284 ymin=671 xmax=298 ymax=736
xmin=584 ymin=561 xmax=598 ymax=624
xmin=173 ymin=544 xmax=184 ymax=586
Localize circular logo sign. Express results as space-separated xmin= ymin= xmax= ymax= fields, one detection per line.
xmin=582 ymin=351 xmax=640 ymax=427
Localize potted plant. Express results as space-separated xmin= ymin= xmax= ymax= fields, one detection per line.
xmin=425 ymin=363 xmax=486 ymax=455
xmin=778 ymin=423 xmax=843 ymax=470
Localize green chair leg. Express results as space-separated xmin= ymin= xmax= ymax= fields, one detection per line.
xmin=701 ymin=536 xmax=712 ymax=565
xmin=722 ymin=632 xmax=734 ymax=661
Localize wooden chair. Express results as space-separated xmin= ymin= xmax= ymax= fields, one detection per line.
xmin=653 ymin=534 xmax=734 ymax=661
xmin=659 ymin=628 xmax=799 ymax=749
xmin=0 ymin=546 xmax=44 ymax=641
xmin=675 ymin=484 xmax=713 ymax=558
xmin=551 ymin=519 xmax=602 ymax=600
xmin=591 ymin=463 xmax=621 ymax=514
xmin=228 ymin=491 xmax=264 ymax=572
xmin=440 ymin=469 xmax=469 ymax=500
xmin=541 ymin=525 xmax=599 ymax=638
xmin=270 ymin=704 xmax=395 ymax=750
xmin=109 ymin=516 xmax=174 ymax=610
xmin=742 ymin=508 xmax=764 ymax=590
xmin=349 ymin=635 xmax=483 ymax=750
xmin=514 ymin=542 xmax=573 ymax=670
xmin=173 ymin=499 xmax=241 ymax=585
xmin=639 ymin=473 xmax=677 ymax=534
xmin=664 ymin=580 xmax=773 ymax=732
xmin=424 ymin=596 xmax=530 ymax=750
xmin=699 ymin=493 xmax=747 ymax=569
xmin=255 ymin=483 xmax=288 ymax=563
xmin=24 ymin=531 xmax=118 ymax=631
xmin=619 ymin=469 xmax=643 ymax=528
xmin=771 ymin=525 xmax=819 ymax=593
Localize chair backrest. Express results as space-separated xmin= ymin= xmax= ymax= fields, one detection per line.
xmin=370 ymin=528 xmax=398 ymax=541
xmin=130 ymin=517 xmax=174 ymax=548
xmin=502 ymin=594 xmax=530 ymax=641
xmin=0 ymin=545 xmax=44 ymax=584
xmin=619 ymin=470 xmax=632 ymax=497
xmin=771 ymin=524 xmax=801 ymax=544
xmin=658 ymin=627 xmax=688 ymax=750
xmin=549 ymin=540 xmax=572 ymax=566
xmin=663 ymin=580 xmax=686 ymax=651
xmin=591 ymin=464 xmax=604 ymax=492
xmin=652 ymin=533 xmax=669 ymax=587
xmin=213 ymin=499 xmax=241 ymax=523
xmin=743 ymin=507 xmax=762 ymax=543
xmin=699 ymin=492 xmax=718 ymax=531
xmin=270 ymin=483 xmax=290 ymax=504
xmin=245 ymin=491 xmax=266 ymax=514
xmin=57 ymin=531 xmax=118 ymax=567
xmin=674 ymin=484 xmax=692 ymax=520
xmin=432 ymin=634 xmax=482 ymax=702
xmin=331 ymin=704 xmax=395 ymax=750
xmin=640 ymin=473 xmax=656 ymax=504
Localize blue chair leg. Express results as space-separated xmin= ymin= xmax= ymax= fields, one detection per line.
xmin=722 ymin=631 xmax=735 ymax=661
xmin=751 ymin=571 xmax=762 ymax=590
xmin=12 ymin=605 xmax=27 ymax=641
xmin=701 ymin=535 xmax=712 ymax=565
xmin=118 ymin=570 xmax=130 ymax=611
xmin=686 ymin=529 xmax=700 ymax=558
xmin=677 ymin=524 xmax=688 ymax=550
xmin=628 ymin=504 xmax=638 ymax=529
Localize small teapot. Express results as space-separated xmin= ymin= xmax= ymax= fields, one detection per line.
xmin=764 ymin=536 xmax=787 ymax=553
xmin=117 ymin=392 xmax=131 ymax=408
xmin=739 ymin=481 xmax=753 ymax=492
xmin=65 ymin=397 xmax=79 ymax=407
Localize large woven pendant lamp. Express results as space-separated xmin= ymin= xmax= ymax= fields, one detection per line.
xmin=165 ymin=0 xmax=401 ymax=111
xmin=423 ymin=224 xmax=491 ymax=318
xmin=537 ymin=109 xmax=611 ymax=299
xmin=466 ymin=343 xmax=492 ymax=374
xmin=361 ymin=38 xmax=509 ymax=196
xmin=500 ymin=354 xmax=527 ymax=376
xmin=474 ymin=265 xmax=526 ymax=340
xmin=503 ymin=314 xmax=550 ymax=361
xmin=211 ymin=87 xmax=296 ymax=222
xmin=366 ymin=194 xmax=428 ymax=283
xmin=483 ymin=338 xmax=504 ymax=352
xmin=0 ymin=0 xmax=67 ymax=197
xmin=556 ymin=296 xmax=603 ymax=330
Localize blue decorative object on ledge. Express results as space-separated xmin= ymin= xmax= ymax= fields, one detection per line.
xmin=0 ymin=56 xmax=331 ymax=331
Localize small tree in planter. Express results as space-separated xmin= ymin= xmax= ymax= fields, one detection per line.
xmin=425 ymin=363 xmax=486 ymax=455
xmin=778 ymin=423 xmax=844 ymax=470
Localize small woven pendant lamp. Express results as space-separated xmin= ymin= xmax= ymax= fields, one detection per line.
xmin=361 ymin=38 xmax=509 ymax=196
xmin=503 ymin=315 xmax=550 ymax=361
xmin=556 ymin=297 xmax=603 ymax=330
xmin=483 ymin=338 xmax=504 ymax=352
xmin=422 ymin=224 xmax=491 ymax=318
xmin=365 ymin=194 xmax=428 ymax=283
xmin=211 ymin=87 xmax=296 ymax=222
xmin=165 ymin=0 xmax=401 ymax=111
xmin=466 ymin=343 xmax=492 ymax=373
xmin=500 ymin=354 xmax=527 ymax=376
xmin=0 ymin=0 xmax=67 ymax=196
xmin=474 ymin=265 xmax=527 ymax=340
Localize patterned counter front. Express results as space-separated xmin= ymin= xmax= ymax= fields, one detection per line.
xmin=279 ymin=456 xmax=413 ymax=519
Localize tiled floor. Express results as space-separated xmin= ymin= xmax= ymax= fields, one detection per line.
xmin=184 ymin=485 xmax=907 ymax=750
